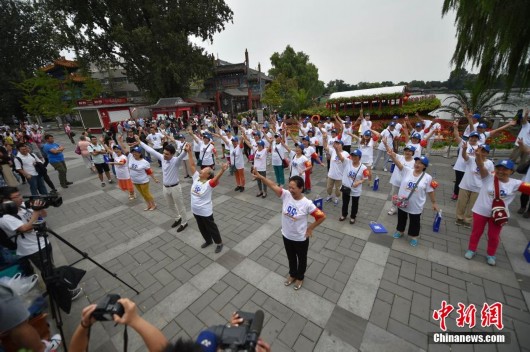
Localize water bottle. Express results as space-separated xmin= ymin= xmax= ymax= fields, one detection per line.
xmin=373 ymin=175 xmax=379 ymax=191
xmin=390 ymin=163 xmax=395 ymax=173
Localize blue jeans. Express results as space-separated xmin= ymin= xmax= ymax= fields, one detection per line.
xmin=27 ymin=175 xmax=48 ymax=196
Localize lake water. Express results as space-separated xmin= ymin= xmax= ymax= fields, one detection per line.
xmin=423 ymin=93 xmax=530 ymax=120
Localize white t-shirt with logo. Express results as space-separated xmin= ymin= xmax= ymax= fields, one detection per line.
xmin=324 ymin=122 xmax=334 ymax=133
xmin=128 ymin=154 xmax=151 ymax=184
xmin=280 ymin=189 xmax=317 ymax=241
xmin=199 ymin=142 xmax=214 ymax=166
xmin=113 ymin=153 xmax=131 ymax=180
xmin=341 ymin=126 xmax=353 ymax=146
xmin=472 ymin=175 xmax=522 ymax=218
xmin=341 ymin=162 xmax=368 ymax=197
xmin=253 ymin=148 xmax=268 ymax=172
xmin=229 ymin=143 xmax=245 ymax=169
xmin=453 ymin=141 xmax=479 ymax=172
xmin=389 ymin=155 xmax=415 ymax=187
xmin=327 ymin=148 xmax=350 ymax=180
xmin=377 ymin=129 xmax=399 ymax=151
xmin=397 ymin=168 xmax=434 ymax=215
xmin=459 ymin=157 xmax=494 ymax=193
xmin=289 ymin=152 xmax=309 ymax=180
xmin=146 ymin=132 xmax=164 ymax=149
xmin=361 ymin=120 xmax=372 ymax=134
xmin=191 ymin=171 xmax=217 ymax=217
xmin=359 ymin=139 xmax=375 ymax=165
xmin=271 ymin=142 xmax=287 ymax=167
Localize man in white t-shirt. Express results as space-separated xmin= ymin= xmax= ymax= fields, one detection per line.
xmin=14 ymin=144 xmax=48 ymax=196
xmin=146 ymin=127 xmax=165 ymax=167
xmin=0 ymin=187 xmax=82 ymax=300
xmin=323 ymin=137 xmax=349 ymax=205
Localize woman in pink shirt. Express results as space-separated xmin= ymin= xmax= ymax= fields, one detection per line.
xmin=77 ymin=136 xmax=96 ymax=173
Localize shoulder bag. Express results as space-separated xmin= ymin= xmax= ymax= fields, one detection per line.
xmin=491 ymin=176 xmax=509 ymax=226
xmin=392 ymin=172 xmax=425 ymax=209
xmin=275 ymin=147 xmax=289 ymax=169
xmin=197 ymin=143 xmax=211 ymax=167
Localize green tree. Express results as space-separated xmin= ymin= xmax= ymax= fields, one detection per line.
xmin=262 ymin=74 xmax=298 ymax=112
xmin=0 ymin=0 xmax=62 ymax=121
xmin=439 ymin=84 xmax=513 ymax=118
xmin=325 ymin=79 xmax=356 ymax=94
xmin=269 ymin=46 xmax=325 ymax=98
xmin=442 ymin=0 xmax=530 ymax=90
xmin=44 ymin=0 xmax=233 ymax=100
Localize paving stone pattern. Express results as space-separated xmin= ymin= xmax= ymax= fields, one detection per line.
xmin=29 ymin=131 xmax=530 ymax=352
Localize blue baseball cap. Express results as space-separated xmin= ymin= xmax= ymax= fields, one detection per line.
xmin=411 ymin=133 xmax=422 ymax=140
xmin=177 ymin=134 xmax=185 ymax=139
xmin=331 ymin=129 xmax=338 ymax=134
xmin=495 ymin=159 xmax=514 ymax=170
xmin=131 ymin=146 xmax=143 ymax=153
xmin=257 ymin=140 xmax=265 ymax=147
xmin=389 ymin=122 xmax=396 ymax=127
xmin=415 ymin=122 xmax=423 ymax=128
xmin=472 ymin=113 xmax=481 ymax=119
xmin=224 ymin=127 xmax=231 ymax=132
xmin=393 ymin=115 xmax=399 ymax=119
xmin=414 ymin=156 xmax=429 ymax=167
xmin=307 ymin=128 xmax=315 ymax=134
xmin=112 ymin=145 xmax=122 ymax=150
xmin=468 ymin=132 xmax=480 ymax=139
xmin=295 ymin=143 xmax=305 ymax=151
xmin=478 ymin=123 xmax=488 ymax=129
xmin=479 ymin=144 xmax=491 ymax=153
xmin=274 ymin=133 xmax=281 ymax=138
xmin=202 ymin=133 xmax=212 ymax=140
xmin=231 ymin=136 xmax=239 ymax=142
xmin=301 ymin=136 xmax=310 ymax=142
xmin=350 ymin=149 xmax=362 ymax=157
xmin=333 ymin=139 xmax=344 ymax=145
xmin=404 ymin=145 xmax=417 ymax=152
xmin=363 ymin=131 xmax=372 ymax=137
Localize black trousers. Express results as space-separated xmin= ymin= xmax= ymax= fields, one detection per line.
xmin=343 ymin=145 xmax=351 ymax=153
xmin=397 ymin=209 xmax=421 ymax=237
xmin=283 ymin=236 xmax=309 ymax=280
xmin=194 ymin=214 xmax=222 ymax=245
xmin=521 ymin=193 xmax=529 ymax=211
xmin=453 ymin=170 xmax=465 ymax=195
xmin=342 ymin=193 xmax=360 ymax=218
xmin=316 ymin=146 xmax=323 ymax=158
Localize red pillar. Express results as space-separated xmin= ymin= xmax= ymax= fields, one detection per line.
xmin=248 ymin=88 xmax=252 ymax=110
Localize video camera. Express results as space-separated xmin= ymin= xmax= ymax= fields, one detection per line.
xmin=92 ymin=294 xmax=125 ymax=321
xmin=198 ymin=310 xmax=264 ymax=351
xmin=23 ymin=194 xmax=63 ymax=210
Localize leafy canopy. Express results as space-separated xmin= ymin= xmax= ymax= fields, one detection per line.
xmin=442 ymin=0 xmax=530 ymax=90
xmin=0 ymin=0 xmax=62 ymax=120
xmin=44 ymin=0 xmax=233 ymax=100
xmin=439 ymin=85 xmax=513 ymax=118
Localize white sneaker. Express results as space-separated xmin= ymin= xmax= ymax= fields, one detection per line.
xmin=387 ymin=207 xmax=396 ymax=215
xmin=325 ymin=196 xmax=332 ymax=202
xmin=333 ymin=198 xmax=339 ymax=206
xmin=383 ymin=167 xmax=388 ymax=172
xmin=43 ymin=334 xmax=62 ymax=352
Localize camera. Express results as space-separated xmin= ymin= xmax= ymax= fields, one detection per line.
xmin=201 ymin=310 xmax=264 ymax=351
xmin=92 ymin=294 xmax=125 ymax=321
xmin=24 ymin=194 xmax=63 ymax=210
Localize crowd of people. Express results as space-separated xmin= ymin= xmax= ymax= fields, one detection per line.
xmin=1 ymin=107 xmax=530 ymax=351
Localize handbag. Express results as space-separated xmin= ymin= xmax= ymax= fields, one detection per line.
xmin=74 ymin=145 xmax=82 ymax=155
xmin=392 ymin=172 xmax=426 ymax=209
xmin=340 ymin=164 xmax=362 ymax=195
xmin=491 ymin=176 xmax=509 ymax=226
xmin=516 ymin=160 xmax=530 ymax=175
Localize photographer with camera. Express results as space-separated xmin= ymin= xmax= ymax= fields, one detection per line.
xmin=0 ymin=186 xmax=81 ymax=300
xmin=69 ymin=297 xmax=168 ymax=352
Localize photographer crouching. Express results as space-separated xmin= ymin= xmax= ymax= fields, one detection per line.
xmin=69 ymin=296 xmax=271 ymax=352
xmin=0 ymin=186 xmax=81 ymax=300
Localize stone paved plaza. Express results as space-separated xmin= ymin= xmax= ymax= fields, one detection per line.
xmin=26 ymin=131 xmax=530 ymax=351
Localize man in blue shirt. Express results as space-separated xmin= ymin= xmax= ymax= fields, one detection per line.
xmin=42 ymin=134 xmax=72 ymax=189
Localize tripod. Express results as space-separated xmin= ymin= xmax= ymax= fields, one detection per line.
xmin=33 ymin=219 xmax=139 ymax=352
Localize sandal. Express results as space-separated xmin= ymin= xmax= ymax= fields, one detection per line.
xmin=148 ymin=205 xmax=157 ymax=211
xmin=339 ymin=216 xmax=346 ymax=222
xmin=293 ymin=280 xmax=303 ymax=290
xmin=350 ymin=218 xmax=356 ymax=224
xmin=284 ymin=276 xmax=295 ymax=286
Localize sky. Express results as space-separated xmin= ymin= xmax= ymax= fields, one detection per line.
xmin=190 ymin=0 xmax=461 ymax=85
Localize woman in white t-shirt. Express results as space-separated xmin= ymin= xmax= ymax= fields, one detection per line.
xmin=455 ymin=143 xmax=494 ymax=227
xmin=268 ymin=133 xmax=289 ymax=187
xmin=288 ymin=144 xmax=311 ymax=183
xmin=107 ymin=145 xmax=135 ymax=200
xmin=358 ymin=130 xmax=378 ymax=186
xmin=384 ymin=141 xmax=416 ymax=215
xmin=452 ymin=120 xmax=480 ymax=200
xmin=517 ymin=140 xmax=530 ymax=217
xmin=337 ymin=149 xmax=368 ymax=224
xmin=123 ymin=145 xmax=159 ymax=211
xmin=465 ymin=153 xmax=530 ymax=266
xmin=387 ymin=153 xmax=439 ymax=247
xmin=252 ymin=171 xmax=326 ymax=291
xmin=217 ymin=133 xmax=246 ymax=192
xmin=187 ymin=147 xmax=228 ymax=254
xmin=175 ymin=134 xmax=191 ymax=178
xmin=252 ymin=140 xmax=269 ymax=198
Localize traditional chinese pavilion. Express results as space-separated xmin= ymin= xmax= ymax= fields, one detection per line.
xmin=147 ymin=97 xmax=195 ymax=120
xmin=41 ymin=57 xmax=88 ymax=101
xmin=327 ymin=85 xmax=409 ymax=111
xmin=200 ymin=49 xmax=272 ymax=114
